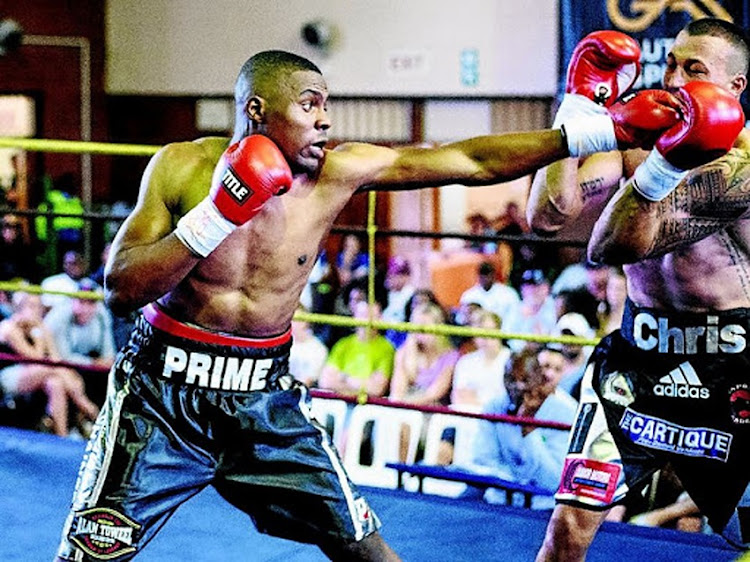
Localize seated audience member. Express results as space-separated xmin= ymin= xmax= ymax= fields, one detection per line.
xmin=289 ymin=305 xmax=328 ymax=387
xmin=328 ymin=277 xmax=369 ymax=347
xmin=390 ymin=302 xmax=459 ymax=407
xmin=450 ymin=309 xmax=510 ymax=412
xmin=553 ymin=286 xmax=600 ymax=332
xmin=44 ymin=279 xmax=116 ymax=371
xmin=459 ymin=261 xmax=520 ymax=327
xmin=40 ymin=250 xmax=89 ymax=313
xmin=462 ymin=344 xmax=576 ymax=509
xmin=89 ymin=242 xmax=111 ymax=287
xmin=335 ymin=234 xmax=369 ymax=287
xmin=382 ymin=256 xmax=416 ymax=348
xmin=319 ymin=301 xmax=394 ymax=398
xmin=0 ymin=291 xmax=99 ymax=437
xmin=466 ymin=212 xmax=497 ymax=254
xmin=503 ymin=269 xmax=558 ymax=352
xmin=0 ymin=214 xmax=38 ymax=282
xmin=553 ymin=312 xmax=596 ymax=400
xmin=404 ymin=289 xmax=442 ymax=324
xmin=598 ymin=266 xmax=628 ymax=336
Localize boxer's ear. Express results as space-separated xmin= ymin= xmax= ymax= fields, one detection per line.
xmin=247 ymin=96 xmax=265 ymax=124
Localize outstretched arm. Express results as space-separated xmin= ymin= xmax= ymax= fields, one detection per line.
xmin=356 ymin=129 xmax=571 ymax=191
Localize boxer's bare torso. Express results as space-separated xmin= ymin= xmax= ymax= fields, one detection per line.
xmin=106 ymin=137 xmax=397 ymax=337
xmin=598 ymin=130 xmax=750 ymax=312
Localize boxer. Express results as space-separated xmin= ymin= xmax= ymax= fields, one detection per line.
xmin=55 ymin=49 xmax=682 ymax=561
xmin=529 ymin=19 xmax=750 ymax=560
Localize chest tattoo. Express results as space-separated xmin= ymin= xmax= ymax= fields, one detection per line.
xmin=297 ymin=254 xmax=308 ymax=266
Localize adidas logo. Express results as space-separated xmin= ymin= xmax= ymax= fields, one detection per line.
xmin=653 ymin=362 xmax=710 ymax=399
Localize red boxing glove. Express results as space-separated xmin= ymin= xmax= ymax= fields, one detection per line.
xmin=175 ymin=135 xmax=292 ymax=257
xmin=609 ymin=90 xmax=683 ymax=149
xmin=566 ymin=30 xmax=641 ymax=106
xmin=210 ymin=135 xmax=292 ymax=225
xmin=657 ymin=81 xmax=745 ymax=169
xmin=632 ymin=82 xmax=745 ymax=202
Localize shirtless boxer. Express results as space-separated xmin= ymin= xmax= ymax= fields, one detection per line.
xmin=528 ymin=19 xmax=750 ymax=560
xmin=54 ymin=50 xmax=680 ymax=561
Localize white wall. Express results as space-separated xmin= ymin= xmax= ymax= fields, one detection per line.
xmin=106 ymin=0 xmax=559 ymax=97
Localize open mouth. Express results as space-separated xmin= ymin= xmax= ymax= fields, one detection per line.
xmin=308 ymin=141 xmax=327 ymax=159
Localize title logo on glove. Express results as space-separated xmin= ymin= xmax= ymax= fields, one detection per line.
xmin=607 ymin=0 xmax=732 ymax=33
xmin=221 ymin=166 xmax=254 ymax=205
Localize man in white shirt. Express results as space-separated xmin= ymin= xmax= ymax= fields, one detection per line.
xmin=459 ymin=261 xmax=520 ymax=327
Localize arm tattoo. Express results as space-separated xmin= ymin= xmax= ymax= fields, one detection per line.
xmin=579 ymin=176 xmax=606 ymax=203
xmin=649 ymin=149 xmax=750 ymax=256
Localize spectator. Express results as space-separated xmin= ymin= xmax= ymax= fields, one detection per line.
xmin=382 ymin=256 xmax=416 ymax=348
xmin=39 ymin=250 xmax=89 ymax=313
xmin=319 ymin=301 xmax=394 ymax=398
xmin=459 ymin=261 xmax=520 ymax=328
xmin=0 ymin=214 xmax=38 ymax=282
xmin=34 ymin=172 xmax=85 ymax=257
xmin=0 ymin=291 xmax=99 ymax=437
xmin=503 ymin=269 xmax=558 ymax=352
xmin=598 ymin=266 xmax=628 ymax=336
xmin=43 ymin=279 xmax=116 ymax=371
xmin=553 ymin=313 xmax=595 ymax=400
xmin=390 ymin=302 xmax=459 ymax=407
xmin=289 ymin=304 xmax=328 ymax=387
xmin=89 ymin=242 xmax=111 ymax=287
xmin=553 ymin=287 xmax=600 ymax=333
xmin=450 ymin=309 xmax=510 ymax=413
xmin=466 ymin=212 xmax=497 ymax=254
xmin=335 ymin=234 xmax=369 ymax=287
xmin=463 ymin=345 xmax=577 ymax=509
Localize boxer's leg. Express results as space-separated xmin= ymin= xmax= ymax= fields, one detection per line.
xmin=536 ymin=504 xmax=610 ymax=562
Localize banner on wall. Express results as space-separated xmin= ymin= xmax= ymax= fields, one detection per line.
xmin=559 ymin=0 xmax=750 ymax=101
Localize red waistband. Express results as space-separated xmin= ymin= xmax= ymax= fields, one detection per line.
xmin=142 ymin=303 xmax=291 ymax=348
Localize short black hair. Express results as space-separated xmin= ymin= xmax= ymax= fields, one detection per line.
xmin=234 ymin=50 xmax=321 ymax=128
xmin=685 ymin=18 xmax=750 ymax=76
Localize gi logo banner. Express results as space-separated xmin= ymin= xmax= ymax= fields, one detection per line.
xmin=559 ymin=0 xmax=748 ymax=91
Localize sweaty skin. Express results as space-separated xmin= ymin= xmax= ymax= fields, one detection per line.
xmin=591 ymin=135 xmax=750 ymax=311
xmin=105 ymin=69 xmax=568 ymax=337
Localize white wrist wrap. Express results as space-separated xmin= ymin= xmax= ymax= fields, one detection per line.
xmin=553 ymin=94 xmax=617 ymax=158
xmin=552 ymin=94 xmax=609 ymax=128
xmin=174 ymin=198 xmax=236 ymax=258
xmin=561 ymin=114 xmax=618 ymax=158
xmin=632 ymin=150 xmax=688 ymax=202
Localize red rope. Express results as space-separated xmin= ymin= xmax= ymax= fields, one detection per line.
xmin=309 ymin=389 xmax=572 ymax=431
xmin=0 ymin=352 xmax=572 ymax=431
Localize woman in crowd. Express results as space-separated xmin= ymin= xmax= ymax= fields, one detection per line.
xmin=0 ymin=291 xmax=99 ymax=437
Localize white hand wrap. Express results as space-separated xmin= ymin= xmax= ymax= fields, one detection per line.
xmin=553 ymin=94 xmax=618 ymax=158
xmin=174 ymin=198 xmax=237 ymax=258
xmin=631 ymin=150 xmax=688 ymax=202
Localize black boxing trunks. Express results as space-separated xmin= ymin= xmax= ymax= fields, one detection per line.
xmin=57 ymin=303 xmax=380 ymax=561
xmin=556 ymin=299 xmax=750 ymax=548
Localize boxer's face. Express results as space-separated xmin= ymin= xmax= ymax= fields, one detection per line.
xmin=663 ymin=31 xmax=745 ymax=97
xmin=262 ymin=70 xmax=331 ymax=174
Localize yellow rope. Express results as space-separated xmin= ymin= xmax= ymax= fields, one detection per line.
xmin=0 ymin=280 xmax=599 ymax=346
xmin=0 ymin=137 xmax=160 ymax=156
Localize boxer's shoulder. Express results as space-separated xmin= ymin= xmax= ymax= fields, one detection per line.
xmin=317 ymin=142 xmax=397 ymax=190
